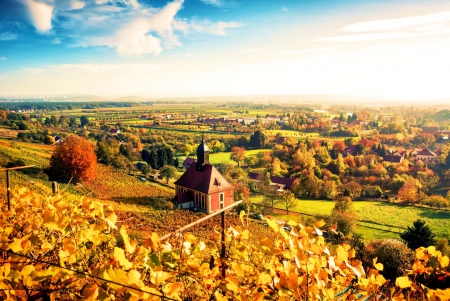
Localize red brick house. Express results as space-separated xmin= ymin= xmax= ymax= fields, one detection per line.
xmin=174 ymin=138 xmax=233 ymax=213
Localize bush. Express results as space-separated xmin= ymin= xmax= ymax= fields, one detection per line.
xmin=362 ymin=185 xmax=382 ymax=198
xmin=422 ymin=195 xmax=450 ymax=208
xmin=369 ymin=239 xmax=415 ymax=280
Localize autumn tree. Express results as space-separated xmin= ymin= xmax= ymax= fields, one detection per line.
xmin=49 ymin=135 xmax=97 ymax=182
xmin=281 ymin=190 xmax=296 ymax=214
xmin=160 ymin=165 xmax=178 ymax=184
xmin=330 ymin=196 xmax=357 ymax=235
xmin=230 ymin=146 xmax=246 ymax=166
xmin=398 ymin=179 xmax=421 ymax=203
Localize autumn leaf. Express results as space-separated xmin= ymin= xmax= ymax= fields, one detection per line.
xmin=396 ymin=276 xmax=412 ymax=288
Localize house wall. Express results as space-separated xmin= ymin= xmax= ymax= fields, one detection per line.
xmin=210 ymin=188 xmax=233 ymax=212
xmin=417 ymin=155 xmax=436 ymax=160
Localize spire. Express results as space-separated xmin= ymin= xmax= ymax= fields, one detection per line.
xmin=196 ymin=135 xmax=210 ymax=170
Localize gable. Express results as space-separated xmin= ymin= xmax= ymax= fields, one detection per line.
xmin=174 ymin=164 xmax=232 ymax=194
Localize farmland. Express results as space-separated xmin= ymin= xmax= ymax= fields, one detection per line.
xmin=250 ymin=195 xmax=450 ymax=240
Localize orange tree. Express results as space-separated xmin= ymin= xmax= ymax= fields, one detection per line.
xmin=1 ymin=187 xmax=450 ymax=300
xmin=49 ymin=135 xmax=97 ymax=182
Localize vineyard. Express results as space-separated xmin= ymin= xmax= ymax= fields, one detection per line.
xmin=82 ymin=165 xmax=174 ymax=203
xmin=1 ymin=187 xmax=449 ymax=300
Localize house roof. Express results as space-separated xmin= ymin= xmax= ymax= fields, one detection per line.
xmin=420 ymin=127 xmax=441 ymax=133
xmin=174 ymin=163 xmax=232 ymax=194
xmin=436 ymin=136 xmax=449 ymax=143
xmin=270 ymin=176 xmax=294 ymax=189
xmin=248 ymin=172 xmax=260 ymax=181
xmin=182 ymin=157 xmax=196 ymax=166
xmin=416 ymin=148 xmax=436 ymax=156
xmin=383 ymin=155 xmax=403 ymax=163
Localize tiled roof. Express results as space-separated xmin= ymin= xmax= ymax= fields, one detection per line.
xmin=174 ymin=164 xmax=232 ymax=194
xmin=182 ymin=157 xmax=196 ymax=166
xmin=416 ymin=148 xmax=436 ymax=156
xmin=270 ymin=176 xmax=294 ymax=189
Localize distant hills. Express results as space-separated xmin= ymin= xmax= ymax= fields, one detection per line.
xmin=433 ymin=110 xmax=450 ymax=122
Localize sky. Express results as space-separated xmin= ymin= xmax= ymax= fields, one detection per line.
xmin=1 ymin=0 xmax=450 ymax=100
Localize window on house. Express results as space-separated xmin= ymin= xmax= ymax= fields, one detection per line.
xmin=183 ymin=188 xmax=187 ymax=193
xmin=178 ymin=187 xmax=181 ymax=194
xmin=201 ymin=194 xmax=205 ymax=209
xmin=195 ymin=193 xmax=199 ymax=207
xmin=219 ymin=193 xmax=224 ymax=209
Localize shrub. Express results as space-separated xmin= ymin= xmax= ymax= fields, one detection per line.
xmin=422 ymin=195 xmax=450 ymax=208
xmin=370 ymin=239 xmax=415 ymax=280
xmin=362 ymin=185 xmax=382 ymax=198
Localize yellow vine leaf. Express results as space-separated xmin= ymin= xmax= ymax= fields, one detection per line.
xmin=82 ymin=283 xmax=99 ymax=301
xmin=239 ymin=210 xmax=245 ymax=225
xmin=396 ymin=276 xmax=412 ymax=288
xmin=7 ymin=238 xmax=23 ymax=253
xmin=335 ymin=246 xmax=348 ymax=262
xmin=266 ymin=217 xmax=280 ymax=233
xmin=440 ymin=256 xmax=449 ymax=268
xmin=373 ymin=258 xmax=384 ymax=271
xmin=105 ymin=212 xmax=118 ymax=229
xmin=144 ymin=232 xmax=160 ymax=251
xmin=127 ymin=269 xmax=141 ymax=285
xmin=120 ymin=226 xmax=136 ymax=253
xmin=114 ymin=247 xmax=133 ymax=269
xmin=314 ymin=219 xmax=326 ymax=229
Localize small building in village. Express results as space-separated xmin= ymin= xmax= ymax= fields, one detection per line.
xmin=174 ymin=138 xmax=233 ymax=213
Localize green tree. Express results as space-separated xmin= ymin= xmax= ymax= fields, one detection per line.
xmin=160 ymin=165 xmax=178 ymax=184
xmin=281 ymin=190 xmax=296 ymax=214
xmin=400 ymin=219 xmax=436 ymax=250
xmin=249 ymin=130 xmax=267 ymax=148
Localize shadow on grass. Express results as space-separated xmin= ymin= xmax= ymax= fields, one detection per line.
xmin=419 ymin=210 xmax=450 ymax=219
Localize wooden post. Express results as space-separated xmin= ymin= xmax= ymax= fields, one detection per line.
xmin=52 ymin=182 xmax=59 ymax=195
xmin=6 ymin=170 xmax=10 ymax=211
xmin=221 ymin=210 xmax=226 ymax=279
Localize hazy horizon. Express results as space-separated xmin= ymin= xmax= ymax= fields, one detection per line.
xmin=1 ymin=0 xmax=450 ymax=101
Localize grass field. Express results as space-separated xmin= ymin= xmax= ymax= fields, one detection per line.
xmin=265 ymin=129 xmax=321 ymax=138
xmin=209 ymin=149 xmax=273 ymax=164
xmin=250 ymin=195 xmax=450 ymax=240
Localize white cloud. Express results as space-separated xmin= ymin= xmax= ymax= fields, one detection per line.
xmin=317 ymin=11 xmax=450 ymax=43
xmin=25 ymin=0 xmax=54 ymax=32
xmin=0 ymin=57 xmax=6 ymax=61
xmin=276 ymin=46 xmax=338 ymax=55
xmin=0 ymin=32 xmax=18 ymax=41
xmin=51 ymin=37 xmax=63 ymax=44
xmin=317 ymin=33 xmax=420 ymax=43
xmin=189 ymin=20 xmax=241 ymax=36
xmin=281 ymin=7 xmax=288 ymax=12
xmin=343 ymin=11 xmax=450 ymax=32
xmin=239 ymin=48 xmax=262 ymax=53
xmin=200 ymin=0 xmax=223 ymax=8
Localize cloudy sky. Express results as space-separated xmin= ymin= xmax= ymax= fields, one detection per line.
xmin=1 ymin=0 xmax=450 ymax=100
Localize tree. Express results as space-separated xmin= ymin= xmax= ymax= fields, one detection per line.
xmin=160 ymin=165 xmax=178 ymax=184
xmin=281 ymin=190 xmax=296 ymax=214
xmin=230 ymin=146 xmax=246 ymax=167
xmin=43 ymin=135 xmax=55 ymax=145
xmin=249 ymin=130 xmax=267 ymax=148
xmin=398 ymin=179 xmax=421 ymax=203
xmin=49 ymin=135 xmax=97 ymax=182
xmin=80 ymin=116 xmax=90 ymax=127
xmin=208 ymin=139 xmax=225 ymax=153
xmin=329 ymin=197 xmax=357 ymax=235
xmin=400 ymin=219 xmax=436 ymax=250
xmin=141 ymin=164 xmax=152 ymax=178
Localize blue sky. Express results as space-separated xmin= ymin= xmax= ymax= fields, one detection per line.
xmin=1 ymin=0 xmax=450 ymax=100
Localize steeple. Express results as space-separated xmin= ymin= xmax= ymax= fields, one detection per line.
xmin=196 ymin=135 xmax=210 ymax=170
